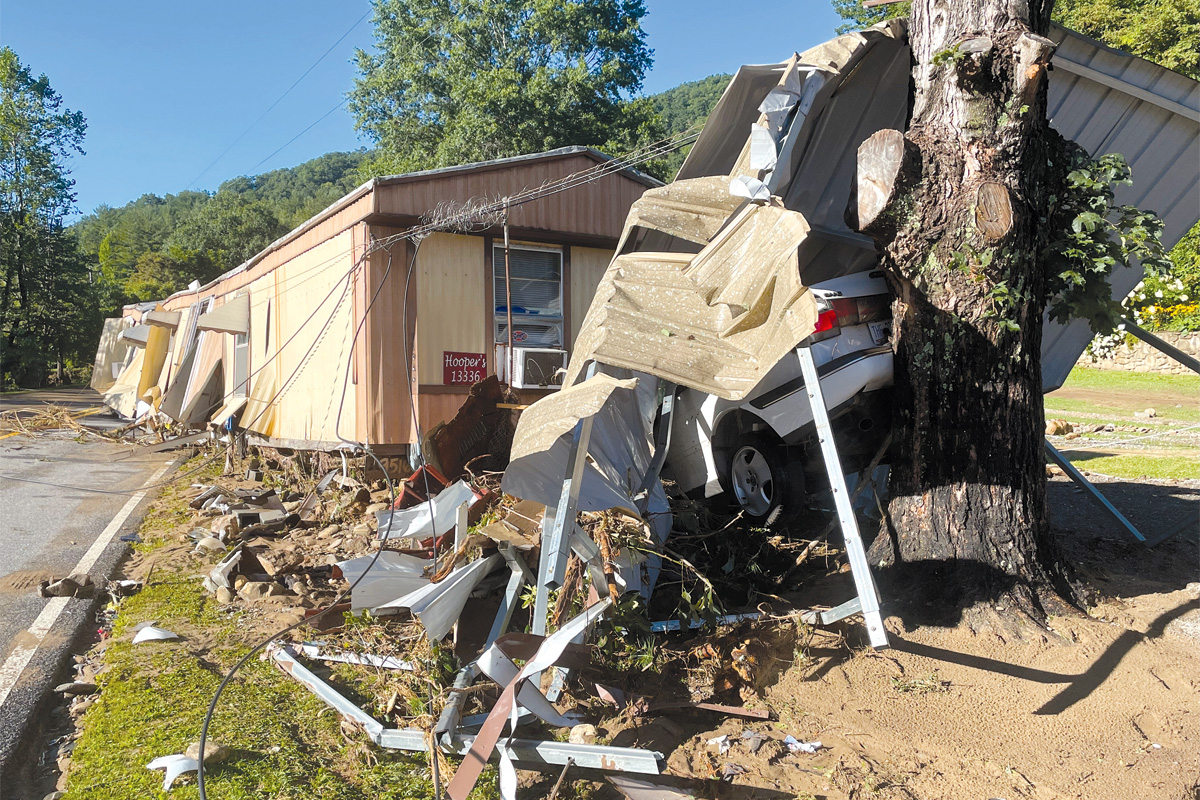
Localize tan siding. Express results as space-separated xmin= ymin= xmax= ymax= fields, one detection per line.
xmin=416 ymin=234 xmax=486 ymax=385
xmin=160 ymin=194 xmax=372 ymax=313
xmin=271 ymin=229 xmax=358 ymax=444
xmin=362 ymin=225 xmax=415 ymax=445
xmin=568 ymin=246 xmax=613 ymax=350
xmin=418 ymin=390 xmax=470 ymax=435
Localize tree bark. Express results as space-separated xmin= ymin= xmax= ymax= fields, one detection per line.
xmin=853 ymin=0 xmax=1076 ymax=621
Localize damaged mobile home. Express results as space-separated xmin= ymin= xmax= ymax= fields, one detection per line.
xmin=91 ymin=147 xmax=661 ymax=458
xmin=90 ymin=19 xmax=1198 ymax=798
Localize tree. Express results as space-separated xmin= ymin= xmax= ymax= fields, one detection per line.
xmin=651 ymin=73 xmax=731 ymax=179
xmin=844 ymin=0 xmax=1173 ymax=623
xmin=0 ymin=47 xmax=91 ymax=388
xmin=349 ymin=0 xmax=662 ymax=177
xmin=832 ymin=0 xmax=1200 ymax=336
xmin=166 ymin=192 xmax=288 ymax=275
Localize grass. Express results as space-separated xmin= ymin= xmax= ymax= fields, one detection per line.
xmin=891 ymin=673 xmax=950 ymax=694
xmin=65 ymin=455 xmax=500 ymax=800
xmin=1064 ymin=452 xmax=1200 ymax=481
xmin=1060 ymin=366 xmax=1200 ymax=394
xmin=1047 ymin=366 xmax=1200 ymax=424
xmin=1047 ymin=366 xmax=1200 ymax=480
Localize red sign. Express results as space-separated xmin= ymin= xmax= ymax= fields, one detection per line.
xmin=443 ymin=351 xmax=487 ymax=385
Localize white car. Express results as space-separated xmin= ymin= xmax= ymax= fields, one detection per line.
xmin=663 ymin=268 xmax=894 ymax=523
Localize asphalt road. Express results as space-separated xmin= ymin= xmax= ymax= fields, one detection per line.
xmin=0 ymin=388 xmax=175 ymax=792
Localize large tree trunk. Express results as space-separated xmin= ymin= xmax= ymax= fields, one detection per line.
xmin=852 ymin=0 xmax=1077 ymax=620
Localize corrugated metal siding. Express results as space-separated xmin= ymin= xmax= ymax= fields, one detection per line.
xmin=1041 ymin=25 xmax=1200 ymax=389
xmin=374 ymin=153 xmax=647 ymax=241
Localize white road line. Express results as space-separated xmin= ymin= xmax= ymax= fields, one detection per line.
xmin=0 ymin=460 xmax=175 ymax=709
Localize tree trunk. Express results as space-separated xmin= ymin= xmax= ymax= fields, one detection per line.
xmin=853 ymin=0 xmax=1077 ymax=621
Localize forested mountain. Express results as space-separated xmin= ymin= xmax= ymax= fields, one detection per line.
xmin=650 ymin=73 xmax=730 ymax=179
xmin=73 ymin=74 xmax=734 ymax=318
xmin=72 ymin=151 xmax=367 ymax=315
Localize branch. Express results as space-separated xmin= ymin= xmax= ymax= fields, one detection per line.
xmin=847 ymin=128 xmax=921 ymax=240
xmin=1014 ymin=32 xmax=1056 ymax=107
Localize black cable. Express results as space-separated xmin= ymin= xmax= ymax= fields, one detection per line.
xmin=195 ymin=446 xmax=397 ymax=800
xmin=185 ymin=8 xmax=371 ymax=189
xmin=196 ymin=237 xmax=443 ymax=799
xmin=1 ymin=129 xmax=700 ymax=497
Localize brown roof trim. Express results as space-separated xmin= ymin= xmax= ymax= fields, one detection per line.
xmin=159 ymin=147 xmax=658 ymax=308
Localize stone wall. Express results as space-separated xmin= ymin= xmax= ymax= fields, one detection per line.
xmin=1076 ymin=330 xmax=1200 ymax=375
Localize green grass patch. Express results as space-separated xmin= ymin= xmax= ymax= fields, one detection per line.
xmin=1065 ymin=452 xmax=1200 ymax=480
xmin=65 ymin=452 xmax=499 ymax=800
xmin=1061 ymin=366 xmax=1200 ymax=394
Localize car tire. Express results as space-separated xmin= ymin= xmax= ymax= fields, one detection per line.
xmin=726 ymin=434 xmax=803 ymax=525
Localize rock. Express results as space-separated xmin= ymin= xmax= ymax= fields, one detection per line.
xmin=238 ymin=581 xmax=290 ymax=601
xmin=1104 ymin=423 xmax=1116 ymax=432
xmin=1145 ymin=408 xmax=1156 ymax=418
xmin=316 ymin=524 xmax=340 ymax=539
xmin=1044 ymin=464 xmax=1064 ymax=478
xmin=283 ymin=501 xmax=301 ymax=513
xmin=1045 ymin=419 xmax=1072 ymax=436
xmin=1064 ymin=432 xmax=1081 ymax=440
xmin=569 ymin=724 xmax=597 ymax=745
xmin=71 ymin=696 xmax=96 ymax=716
xmin=185 ymin=740 xmax=230 ymax=764
xmin=211 ymin=515 xmax=240 ymax=537
xmin=55 ymin=682 xmax=98 ymax=696
xmin=233 ymin=575 xmax=248 ymax=590
xmin=195 ymin=537 xmax=226 ymax=552
xmin=352 ymin=523 xmax=374 ymax=537
xmin=215 ymin=587 xmax=235 ymax=605
xmin=39 ymin=574 xmax=95 ymax=598
xmin=365 ymin=503 xmax=389 ymax=514
xmin=353 ymin=487 xmax=372 ymax=504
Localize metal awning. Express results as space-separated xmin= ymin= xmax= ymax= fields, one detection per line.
xmin=144 ymin=309 xmax=182 ymax=329
xmin=196 ymin=293 xmax=250 ymax=336
xmin=118 ymin=325 xmax=151 ymax=347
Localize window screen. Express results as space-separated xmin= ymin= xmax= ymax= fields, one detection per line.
xmin=493 ymin=245 xmax=563 ymax=347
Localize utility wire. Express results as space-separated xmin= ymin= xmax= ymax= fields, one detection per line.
xmin=185 ymin=8 xmax=371 ymax=190
xmin=244 ymin=99 xmax=349 ymax=176
xmin=0 ymin=125 xmax=701 ymax=496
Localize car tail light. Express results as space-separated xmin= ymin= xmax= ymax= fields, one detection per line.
xmin=808 ymin=293 xmax=891 ymax=342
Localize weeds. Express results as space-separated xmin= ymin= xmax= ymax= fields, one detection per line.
xmin=891 ymin=672 xmax=950 ymax=694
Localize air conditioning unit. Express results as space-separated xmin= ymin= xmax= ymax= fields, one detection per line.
xmin=495 ymin=345 xmax=567 ymax=390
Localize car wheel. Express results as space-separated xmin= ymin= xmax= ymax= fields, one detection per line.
xmin=727 ymin=435 xmax=802 ymax=524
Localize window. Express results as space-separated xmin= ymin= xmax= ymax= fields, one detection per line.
xmin=233 ymin=333 xmax=249 ymax=398
xmin=493 ymin=244 xmax=563 ymax=348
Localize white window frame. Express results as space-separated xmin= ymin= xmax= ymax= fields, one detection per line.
xmin=492 ymin=243 xmax=564 ymax=348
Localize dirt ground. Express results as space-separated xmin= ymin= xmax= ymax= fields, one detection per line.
xmin=557 ymin=475 xmax=1200 ymax=800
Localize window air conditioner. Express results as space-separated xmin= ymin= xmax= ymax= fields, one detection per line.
xmin=496 ymin=346 xmax=567 ymax=390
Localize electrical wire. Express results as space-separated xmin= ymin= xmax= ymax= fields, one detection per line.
xmin=197 ymin=237 xmax=444 ymax=799
xmin=244 ymin=98 xmax=349 ymax=176
xmin=0 ymin=127 xmax=700 ymax=497
xmin=185 ymin=8 xmax=372 ymax=190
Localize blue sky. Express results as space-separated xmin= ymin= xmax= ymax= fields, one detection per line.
xmin=1 ymin=1 xmax=846 ymax=216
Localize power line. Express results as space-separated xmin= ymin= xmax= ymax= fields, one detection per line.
xmin=184 ymin=8 xmax=371 ymax=190
xmin=244 ymin=99 xmax=349 ymax=175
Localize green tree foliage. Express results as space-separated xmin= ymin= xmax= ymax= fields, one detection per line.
xmin=830 ymin=0 xmax=909 ymax=33
xmin=650 ymin=73 xmax=730 ymax=179
xmin=1055 ymin=0 xmax=1200 ymax=81
xmin=73 ymin=151 xmax=365 ymax=313
xmin=349 ymin=0 xmax=663 ymax=178
xmin=0 ymin=47 xmax=95 ymax=388
xmin=165 ymin=192 xmax=289 ymax=275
